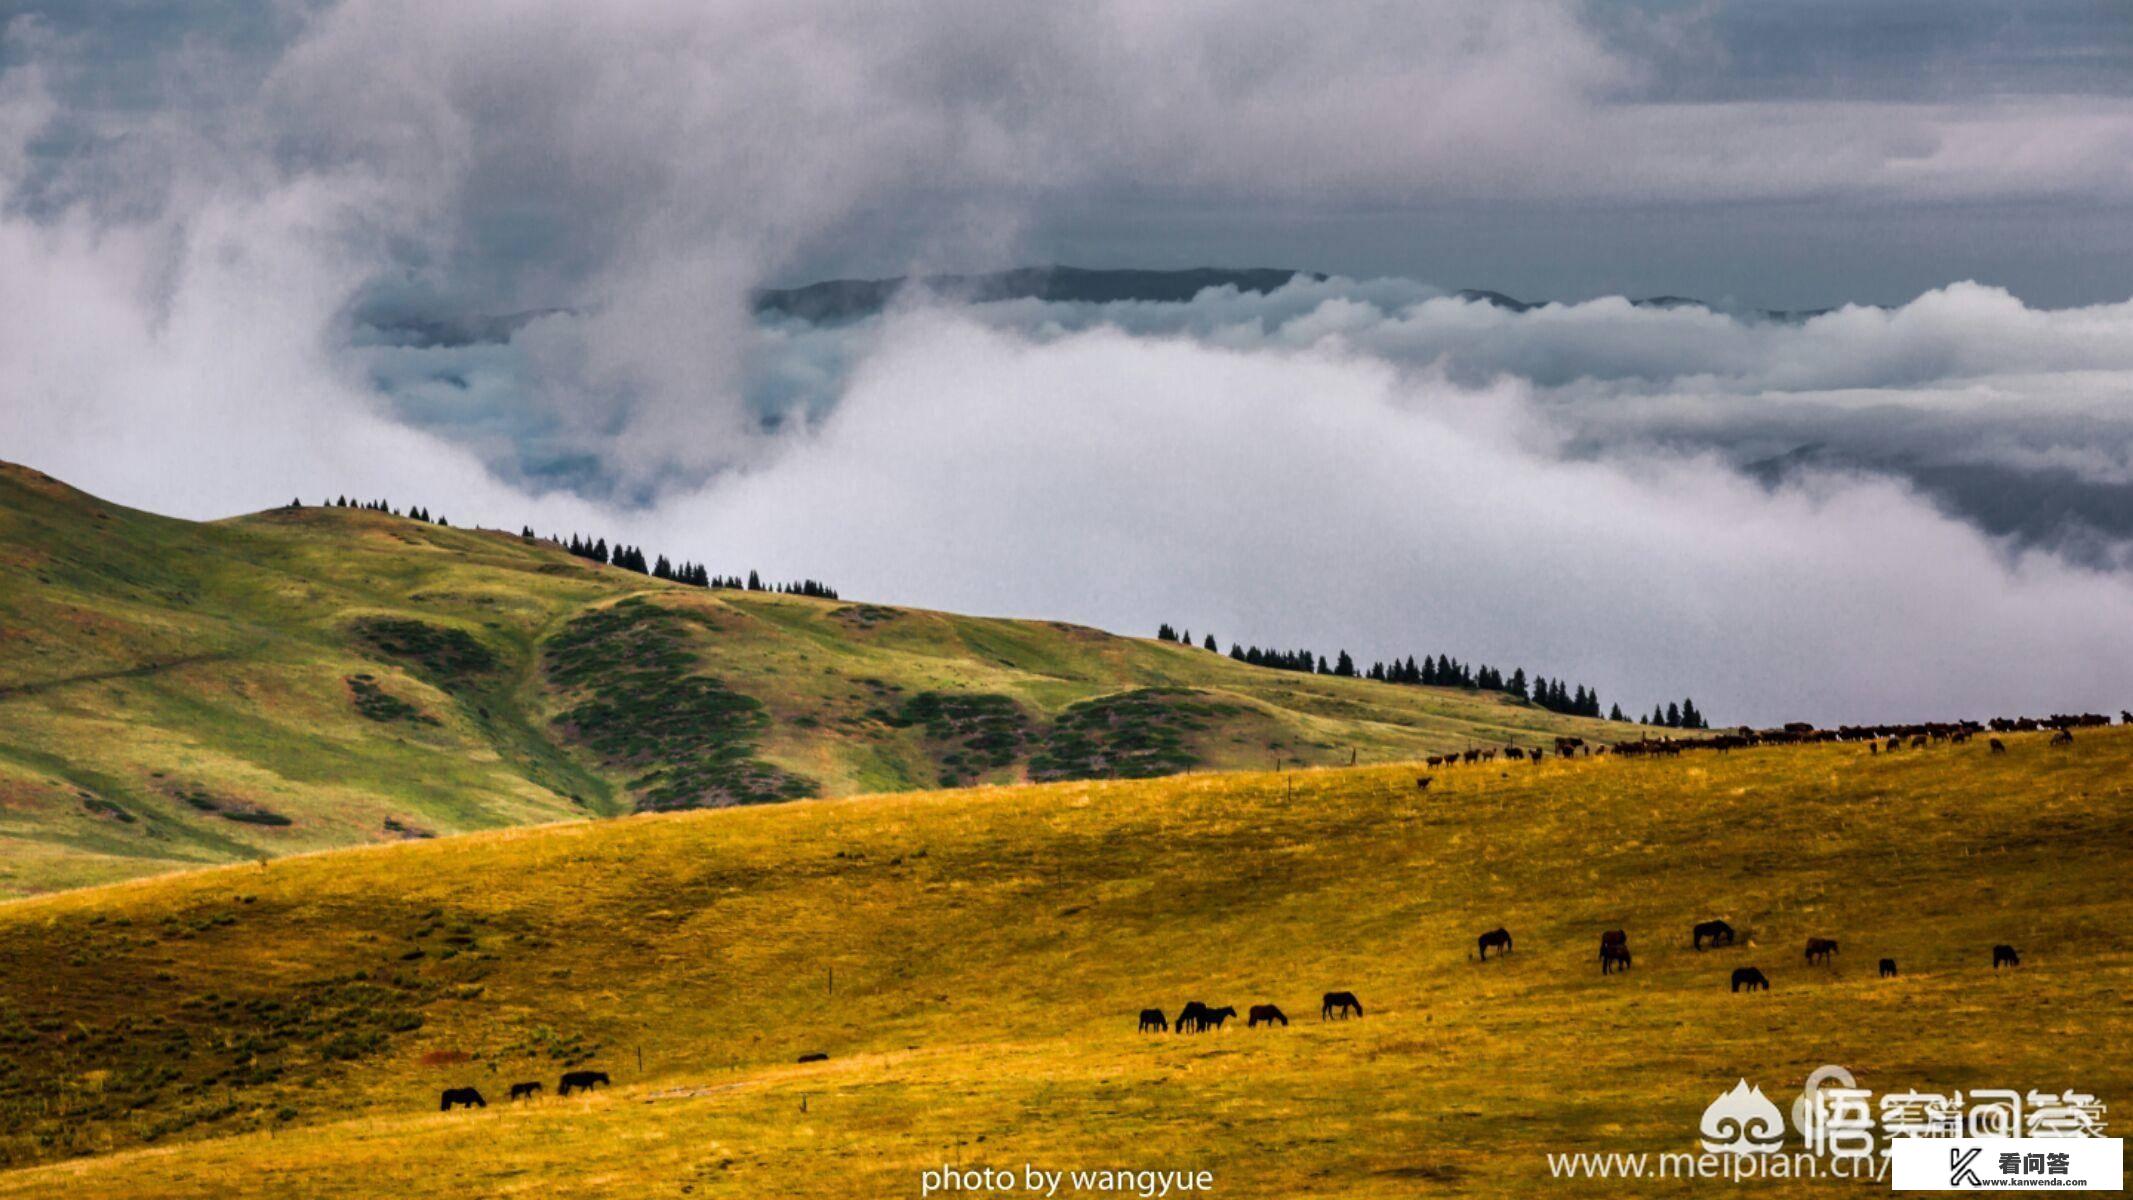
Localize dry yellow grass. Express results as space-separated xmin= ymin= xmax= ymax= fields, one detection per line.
xmin=0 ymin=728 xmax=2127 ymax=1197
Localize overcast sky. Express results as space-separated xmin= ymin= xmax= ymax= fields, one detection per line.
xmin=5 ymin=1 xmax=2133 ymax=725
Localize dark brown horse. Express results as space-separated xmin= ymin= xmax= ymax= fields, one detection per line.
xmin=1321 ymin=991 xmax=1363 ymax=1019
xmin=1993 ymin=944 xmax=2021 ymax=969
xmin=1600 ymin=943 xmax=1632 ymax=974
xmin=1878 ymin=958 xmax=1897 ymax=978
xmin=1138 ymin=1008 xmax=1168 ymax=1033
xmin=1477 ymin=927 xmax=1513 ymax=960
xmin=508 ymin=1081 xmax=541 ymax=1101
xmin=558 ymin=1070 xmax=609 ymax=1096
xmin=1730 ymin=966 xmax=1769 ymax=992
xmin=1247 ymin=1004 xmax=1288 ymax=1028
xmin=1598 ymin=929 xmax=1627 ymax=960
xmin=1989 ymin=738 xmax=2006 ymax=754
xmin=1804 ymin=937 xmax=1839 ymax=964
xmin=1693 ymin=919 xmax=1736 ymax=949
xmin=440 ymin=1087 xmax=486 ymax=1110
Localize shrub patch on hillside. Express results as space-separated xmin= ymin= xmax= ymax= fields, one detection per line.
xmin=885 ymin=692 xmax=1031 ymax=787
xmin=544 ymin=599 xmax=815 ymax=811
xmin=350 ymin=618 xmax=498 ymax=687
xmin=345 ymin=674 xmax=438 ymax=725
xmin=163 ymin=783 xmax=294 ymax=827
xmin=1028 ymin=688 xmax=1231 ymax=782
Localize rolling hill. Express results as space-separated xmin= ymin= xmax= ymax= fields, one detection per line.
xmin=0 ymin=729 xmax=2124 ymax=1197
xmin=0 ymin=462 xmax=1628 ymax=896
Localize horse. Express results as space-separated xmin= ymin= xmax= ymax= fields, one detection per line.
xmin=1693 ymin=919 xmax=1736 ymax=949
xmin=1138 ymin=1008 xmax=1169 ymax=1033
xmin=2050 ymin=728 xmax=2074 ymax=747
xmin=1879 ymin=958 xmax=1897 ymax=978
xmin=1174 ymin=1001 xmax=1210 ymax=1033
xmin=1477 ymin=927 xmax=1513 ymax=960
xmin=508 ymin=1081 xmax=541 ymax=1101
xmin=1804 ymin=937 xmax=1839 ymax=964
xmin=558 ymin=1070 xmax=610 ymax=1096
xmin=1415 ymin=776 xmax=1433 ymax=792
xmin=1247 ymin=1004 xmax=1289 ymax=1028
xmin=1989 ymin=738 xmax=2006 ymax=754
xmin=1321 ymin=991 xmax=1364 ymax=1020
xmin=439 ymin=1087 xmax=486 ymax=1111
xmin=1598 ymin=929 xmax=1627 ymax=960
xmin=1730 ymin=967 xmax=1769 ymax=993
xmin=796 ymin=1052 xmax=829 ymax=1063
xmin=1197 ymin=1005 xmax=1237 ymax=1031
xmin=1993 ymin=944 xmax=2021 ymax=969
xmin=1600 ymin=943 xmax=1632 ymax=974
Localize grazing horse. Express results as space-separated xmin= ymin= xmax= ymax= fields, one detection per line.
xmin=1197 ymin=1005 xmax=1237 ymax=1031
xmin=1600 ymin=943 xmax=1632 ymax=974
xmin=508 ymin=1081 xmax=541 ymax=1101
xmin=1693 ymin=919 xmax=1736 ymax=950
xmin=1598 ymin=929 xmax=1627 ymax=960
xmin=1993 ymin=944 xmax=2021 ymax=969
xmin=1989 ymin=738 xmax=2006 ymax=754
xmin=1174 ymin=1001 xmax=1210 ymax=1033
xmin=796 ymin=1052 xmax=829 ymax=1063
xmin=1247 ymin=1004 xmax=1289 ymax=1028
xmin=1138 ymin=1008 xmax=1169 ymax=1033
xmin=1804 ymin=937 xmax=1839 ymax=965
xmin=558 ymin=1070 xmax=610 ymax=1096
xmin=2050 ymin=728 xmax=2074 ymax=747
xmin=1321 ymin=991 xmax=1364 ymax=1020
xmin=1476 ymin=927 xmax=1513 ymax=960
xmin=1879 ymin=958 xmax=1898 ymax=978
xmin=440 ymin=1087 xmax=486 ymax=1111
xmin=1415 ymin=776 xmax=1433 ymax=792
xmin=1730 ymin=967 xmax=1770 ymax=993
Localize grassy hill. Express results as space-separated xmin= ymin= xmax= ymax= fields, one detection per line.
xmin=0 ymin=462 xmax=1626 ymax=896
xmin=0 ymin=730 xmax=2125 ymax=1197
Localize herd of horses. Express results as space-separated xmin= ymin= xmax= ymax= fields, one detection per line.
xmin=1418 ymin=712 xmax=2117 ymax=775
xmin=439 ymin=1069 xmax=608 ymax=1111
xmin=1136 ymin=920 xmax=2032 ymax=1031
xmin=1141 ymin=991 xmax=1365 ymax=1033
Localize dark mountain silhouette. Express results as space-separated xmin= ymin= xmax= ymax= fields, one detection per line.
xmin=752 ymin=265 xmax=1324 ymax=323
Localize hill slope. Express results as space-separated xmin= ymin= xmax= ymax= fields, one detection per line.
xmin=0 ymin=731 xmax=2125 ymax=1197
xmin=0 ymin=463 xmax=1626 ymax=895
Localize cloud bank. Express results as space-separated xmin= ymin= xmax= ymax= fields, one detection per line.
xmin=5 ymin=1 xmax=2133 ymax=724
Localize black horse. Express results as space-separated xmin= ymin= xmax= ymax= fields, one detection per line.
xmin=1993 ymin=944 xmax=2021 ymax=969
xmin=1321 ymin=991 xmax=1363 ymax=1020
xmin=1138 ymin=1008 xmax=1169 ymax=1033
xmin=1601 ymin=943 xmax=1632 ymax=974
xmin=1805 ymin=937 xmax=1839 ymax=964
xmin=1247 ymin=1004 xmax=1288 ymax=1028
xmin=558 ymin=1070 xmax=610 ymax=1096
xmin=796 ymin=1052 xmax=829 ymax=1063
xmin=1174 ymin=1001 xmax=1210 ymax=1033
xmin=1730 ymin=966 xmax=1769 ymax=993
xmin=1879 ymin=958 xmax=1898 ymax=978
xmin=508 ymin=1081 xmax=541 ymax=1101
xmin=1598 ymin=929 xmax=1627 ymax=960
xmin=1693 ymin=919 xmax=1736 ymax=949
xmin=440 ymin=1087 xmax=486 ymax=1111
xmin=1196 ymin=1005 xmax=1237 ymax=1031
xmin=1477 ymin=927 xmax=1513 ymax=960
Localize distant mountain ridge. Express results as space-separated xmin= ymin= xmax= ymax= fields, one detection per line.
xmin=751 ymin=265 xmax=1323 ymax=323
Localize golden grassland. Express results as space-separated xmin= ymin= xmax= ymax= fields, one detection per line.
xmin=0 ymin=728 xmax=2126 ymax=1197
xmin=0 ymin=461 xmax=1625 ymax=897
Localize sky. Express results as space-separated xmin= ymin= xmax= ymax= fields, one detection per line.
xmin=4 ymin=0 xmax=2133 ymax=725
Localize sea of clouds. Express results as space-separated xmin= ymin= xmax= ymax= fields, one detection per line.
xmin=6 ymin=0 xmax=2133 ymax=724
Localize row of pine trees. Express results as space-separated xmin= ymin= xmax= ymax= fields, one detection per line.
xmin=1153 ymin=623 xmax=1709 ymax=728
xmin=288 ymin=497 xmax=836 ymax=600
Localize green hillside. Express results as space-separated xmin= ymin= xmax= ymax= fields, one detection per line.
xmin=0 ymin=463 xmax=1626 ymax=896
xmin=0 ymin=731 xmax=2124 ymax=1197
